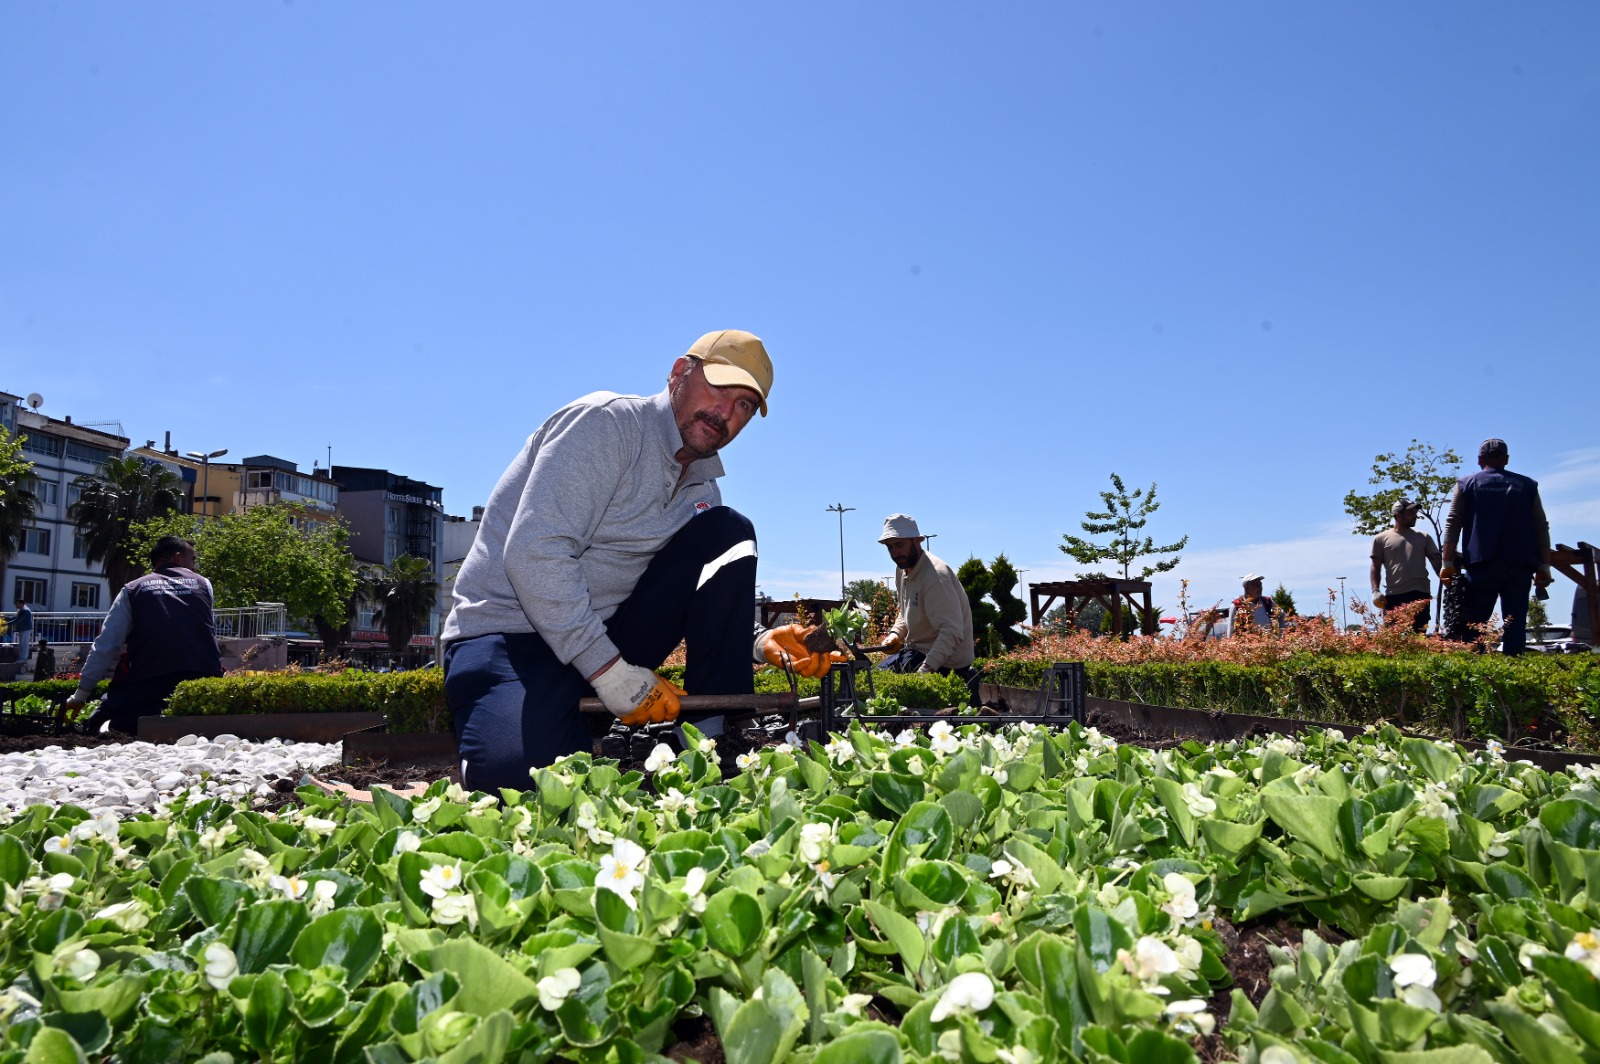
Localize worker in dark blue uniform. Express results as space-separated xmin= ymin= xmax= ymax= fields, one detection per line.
xmin=1441 ymin=438 xmax=1553 ymax=655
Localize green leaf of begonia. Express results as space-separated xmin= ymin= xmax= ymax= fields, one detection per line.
xmin=291 ymin=907 xmax=384 ymax=987
xmin=704 ymin=889 xmax=765 ymax=958
xmin=0 ymin=833 xmax=29 ymax=888
xmin=863 ymin=899 xmax=926 ymax=974
xmin=40 ymin=1011 xmax=109 ymax=1056
xmin=1400 ymin=738 xmax=1461 ymax=785
xmin=240 ymin=969 xmax=290 ymax=1057
xmin=416 ymin=939 xmax=540 ymax=1016
xmin=233 ymin=898 xmax=311 ymax=974
xmin=1261 ymin=793 xmax=1346 ymax=863
xmin=814 ymin=1028 xmax=903 ymax=1064
xmin=20 ymin=1026 xmax=87 ymax=1064
xmin=184 ymin=877 xmax=251 ymax=930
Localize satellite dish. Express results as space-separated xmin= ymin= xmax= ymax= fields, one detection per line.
xmin=26 ymin=393 xmax=43 ymax=410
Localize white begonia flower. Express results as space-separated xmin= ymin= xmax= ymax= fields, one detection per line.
xmin=1292 ymin=763 xmax=1322 ymax=787
xmin=1162 ymin=873 xmax=1200 ymax=924
xmin=597 ymin=838 xmax=647 ymax=909
xmin=1180 ymin=782 xmax=1216 ymax=817
xmin=60 ymin=948 xmax=100 ymax=982
xmin=981 ymin=764 xmax=1008 ymax=786
xmin=1487 ymin=830 xmax=1515 ymax=859
xmin=236 ymin=848 xmax=274 ymax=888
xmin=894 ymin=729 xmax=916 ymax=748
xmin=1484 ymin=738 xmax=1505 ymax=759
xmin=1073 ymin=754 xmax=1091 ymax=774
xmin=682 ymin=866 xmax=708 ymax=913
xmin=773 ymin=742 xmax=795 ymax=756
xmin=431 ymin=891 xmax=478 ymax=928
xmin=418 ymin=863 xmax=464 ymax=900
xmin=1519 ymin=941 xmax=1550 ymax=969
xmin=43 ymin=835 xmax=72 ymax=855
xmin=1172 ymin=935 xmax=1204 ymax=976
xmin=1324 ymin=728 xmax=1346 ymax=743
xmin=394 ymin=831 xmax=423 ymax=855
xmin=1119 ymin=936 xmax=1181 ymax=986
xmin=270 ymin=874 xmax=310 ymax=901
xmin=1164 ymin=998 xmax=1216 ymax=1036
xmin=824 ymin=736 xmax=856 ymax=766
xmin=1266 ymin=737 xmax=1303 ymax=757
xmin=300 ymin=816 xmax=339 ymax=839
xmin=990 ymin=858 xmax=1037 ymax=890
xmin=698 ymin=736 xmax=718 ymax=756
xmin=411 ymin=796 xmax=443 ymax=824
xmin=203 ymin=942 xmax=239 ymax=991
xmin=798 ymin=822 xmax=835 ymax=865
xmin=837 ymin=992 xmax=874 ymax=1018
xmin=309 ymin=879 xmax=339 ymax=917
xmin=1390 ymin=952 xmax=1436 ymax=989
xmin=71 ymin=813 xmax=120 ymax=843
xmin=643 ymin=743 xmax=676 ymax=774
xmin=93 ymin=899 xmax=150 ymax=932
xmin=1096 ymin=883 xmax=1121 ymax=909
xmin=656 ymin=788 xmax=692 ymax=814
xmin=196 ymin=824 xmax=237 ymax=854
xmin=537 ymin=967 xmax=582 ymax=1012
xmin=996 ymin=1048 xmax=1037 ymax=1064
xmin=444 ymin=782 xmax=468 ymax=803
xmin=928 ymin=721 xmax=961 ymax=757
xmin=736 ymin=752 xmax=760 ymax=773
xmin=1566 ymin=931 xmax=1600 ymax=977
xmin=930 ymin=972 xmax=996 ymax=1023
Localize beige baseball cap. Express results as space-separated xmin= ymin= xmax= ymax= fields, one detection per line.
xmin=686 ymin=330 xmax=773 ymax=416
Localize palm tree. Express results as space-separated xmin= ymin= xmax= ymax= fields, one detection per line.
xmin=70 ymin=456 xmax=184 ymax=597
xmin=366 ymin=554 xmax=438 ymax=654
xmin=0 ymin=427 xmax=40 ymax=612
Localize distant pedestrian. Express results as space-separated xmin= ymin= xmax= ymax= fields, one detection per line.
xmin=31 ymin=639 xmax=56 ymax=683
xmin=1230 ymin=574 xmax=1279 ymax=634
xmin=65 ymin=536 xmax=224 ymax=733
xmin=1441 ymin=438 xmax=1553 ymax=655
xmin=1370 ymin=498 xmax=1442 ymax=633
xmin=10 ymin=598 xmax=33 ymax=666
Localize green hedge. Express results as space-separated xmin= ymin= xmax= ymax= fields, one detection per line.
xmin=980 ymin=651 xmax=1600 ymax=747
xmin=167 ymin=669 xmax=450 ymax=735
xmin=1 ymin=680 xmax=110 ymax=708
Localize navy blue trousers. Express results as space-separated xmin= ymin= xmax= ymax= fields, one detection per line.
xmin=1461 ymin=562 xmax=1534 ymax=655
xmin=443 ymin=507 xmax=757 ymax=790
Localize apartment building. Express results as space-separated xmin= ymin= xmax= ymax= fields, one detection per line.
xmin=1 ymin=390 xmax=128 ymax=613
xmin=237 ymin=455 xmax=340 ymax=523
xmin=332 ymin=465 xmax=445 ymax=650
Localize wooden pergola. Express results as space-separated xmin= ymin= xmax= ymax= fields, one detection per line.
xmin=1552 ymin=541 xmax=1600 ymax=642
xmin=1029 ymin=579 xmax=1157 ymax=638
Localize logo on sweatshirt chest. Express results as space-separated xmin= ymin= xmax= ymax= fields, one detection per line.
xmin=694 ymin=502 xmax=710 ymax=512
xmin=912 ymin=592 xmax=920 ymax=607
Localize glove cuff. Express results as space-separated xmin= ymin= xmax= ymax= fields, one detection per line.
xmin=591 ymin=661 xmax=655 ymax=717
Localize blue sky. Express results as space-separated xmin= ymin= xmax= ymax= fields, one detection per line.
xmin=4 ymin=3 xmax=1597 ymax=627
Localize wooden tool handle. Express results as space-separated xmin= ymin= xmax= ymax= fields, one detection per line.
xmin=578 ymin=692 xmax=799 ymax=714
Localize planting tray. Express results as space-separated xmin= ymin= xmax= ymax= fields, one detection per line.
xmin=139 ymin=711 xmax=385 ymax=744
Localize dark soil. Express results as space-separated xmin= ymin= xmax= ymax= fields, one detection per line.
xmin=664 ymin=1015 xmax=725 ymax=1064
xmin=324 ymin=759 xmax=461 ymax=791
xmin=800 ymin=625 xmax=845 ymax=657
xmin=0 ymin=732 xmax=136 ymax=754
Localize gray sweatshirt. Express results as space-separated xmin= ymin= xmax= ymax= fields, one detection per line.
xmin=440 ymin=388 xmax=726 ymax=678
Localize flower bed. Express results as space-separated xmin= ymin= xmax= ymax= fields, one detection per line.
xmin=3 ymin=719 xmax=1600 ymax=1062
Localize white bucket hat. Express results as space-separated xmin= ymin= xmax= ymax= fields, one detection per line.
xmin=878 ymin=514 xmax=923 ymax=543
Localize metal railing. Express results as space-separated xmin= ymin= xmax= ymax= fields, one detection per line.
xmin=9 ymin=602 xmax=288 ymax=646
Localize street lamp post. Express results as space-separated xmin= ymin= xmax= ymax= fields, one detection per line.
xmin=826 ymin=503 xmax=854 ymax=600
xmin=1337 ymin=576 xmax=1348 ymax=633
xmin=185 ymin=448 xmax=229 ymax=517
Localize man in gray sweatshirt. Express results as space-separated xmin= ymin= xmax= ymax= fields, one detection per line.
xmin=441 ymin=330 xmax=835 ymax=789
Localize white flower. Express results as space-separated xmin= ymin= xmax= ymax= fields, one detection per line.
xmin=743 ymin=838 xmax=772 ymax=859
xmin=736 ymin=752 xmax=760 ymax=773
xmin=989 ymin=858 xmax=1037 ymax=890
xmin=444 ymin=782 xmax=469 ymax=803
xmin=236 ymin=848 xmax=274 ymax=888
xmin=1266 ymin=737 xmax=1303 ymax=757
xmin=996 ymin=1048 xmax=1037 ymax=1064
xmin=1179 ymin=782 xmax=1216 ymax=817
xmin=1119 ymin=936 xmax=1181 ymax=986
xmin=394 ymin=831 xmax=422 ymax=855
xmin=1164 ymin=998 xmax=1215 ymax=1036
xmin=644 ymin=744 xmax=676 ymax=773
xmin=1173 ymin=935 xmax=1204 ymax=976
xmin=824 ymin=736 xmax=856 ymax=766
xmin=412 ymin=797 xmax=443 ymax=824
xmin=58 ymin=948 xmax=100 ymax=982
xmin=71 ymin=813 xmax=120 ymax=843
xmin=1484 ymin=738 xmax=1505 ymax=760
xmin=1566 ymin=931 xmax=1600 ymax=977
xmin=197 ymin=824 xmax=237 ymax=854
xmin=270 ymin=874 xmax=309 ymax=901
xmin=300 ymin=816 xmax=339 ymax=839
xmin=837 ymin=992 xmax=874 ymax=1017
xmin=798 ymin=822 xmax=836 ymax=865
xmin=698 ymin=737 xmax=718 ymax=757
xmin=682 ymin=866 xmax=708 ymax=914
xmin=1324 ymin=728 xmax=1346 ymax=743
xmin=431 ymin=891 xmax=478 ymax=928
xmin=203 ymin=942 xmax=238 ymax=991
xmin=309 ymin=879 xmax=338 ymax=916
xmin=537 ymin=967 xmax=582 ymax=1011
xmin=418 ymin=863 xmax=463 ymax=899
xmin=1390 ymin=952 xmax=1436 ymax=989
xmin=1073 ymin=755 xmax=1091 ymax=774
xmin=1519 ymin=941 xmax=1550 ymax=969
xmin=93 ymin=899 xmax=150 ymax=932
xmin=1161 ymin=873 xmax=1200 ymax=924
xmin=928 ymin=721 xmax=960 ymax=757
xmin=930 ymin=971 xmax=995 ymax=1023
xmin=597 ymin=838 xmax=647 ymax=909
xmin=894 ymin=730 xmax=916 ymax=748
xmin=655 ymin=788 xmax=693 ymax=814
xmin=43 ymin=835 xmax=72 ymax=855
xmin=773 ymin=742 xmax=795 ymax=756
xmin=981 ymin=764 xmax=1008 ymax=786
xmin=1487 ymin=830 xmax=1514 ymax=859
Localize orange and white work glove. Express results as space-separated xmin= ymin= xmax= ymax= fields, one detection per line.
xmin=1372 ymin=591 xmax=1388 ymax=609
xmin=757 ymin=624 xmax=846 ymax=678
xmin=591 ymin=661 xmax=685 ymax=725
xmin=879 ymin=632 xmax=904 ymax=654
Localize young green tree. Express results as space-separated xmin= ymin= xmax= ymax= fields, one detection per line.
xmin=1059 ymin=473 xmax=1188 ymax=581
xmin=70 ymin=456 xmax=184 ymax=597
xmin=1342 ymin=439 xmax=1462 ymax=542
xmin=1273 ymin=583 xmax=1298 ymax=617
xmin=843 ymin=577 xmax=887 ymax=605
xmin=130 ymin=503 xmax=360 ymax=628
xmin=364 ymin=554 xmax=439 ymax=654
xmin=957 ymin=555 xmax=1029 ymax=656
xmin=0 ymin=427 xmax=39 ymax=609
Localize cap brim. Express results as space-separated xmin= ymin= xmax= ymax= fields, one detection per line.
xmin=699 ymin=363 xmax=768 ymax=416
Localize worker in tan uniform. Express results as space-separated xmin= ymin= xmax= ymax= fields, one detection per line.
xmin=1370 ymin=498 xmax=1442 ymax=633
xmin=875 ymin=514 xmax=976 ymax=678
